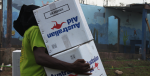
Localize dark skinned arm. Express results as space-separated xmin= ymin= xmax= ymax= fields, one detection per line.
xmin=33 ymin=47 xmax=93 ymax=75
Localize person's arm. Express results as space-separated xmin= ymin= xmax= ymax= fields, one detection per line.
xmin=33 ymin=47 xmax=93 ymax=75
xmin=29 ymin=27 xmax=92 ymax=75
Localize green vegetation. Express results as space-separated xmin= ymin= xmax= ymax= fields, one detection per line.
xmin=123 ymin=31 xmax=129 ymax=45
xmin=91 ymin=28 xmax=98 ymax=44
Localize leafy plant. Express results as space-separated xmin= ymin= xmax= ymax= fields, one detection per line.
xmin=123 ymin=31 xmax=129 ymax=45
xmin=116 ymin=56 xmax=124 ymax=60
xmin=91 ymin=28 xmax=99 ymax=44
xmin=127 ymin=63 xmax=134 ymax=67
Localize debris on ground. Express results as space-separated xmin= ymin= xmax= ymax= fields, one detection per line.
xmin=115 ymin=70 xmax=123 ymax=75
xmin=0 ymin=63 xmax=4 ymax=72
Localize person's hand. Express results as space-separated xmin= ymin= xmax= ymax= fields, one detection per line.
xmin=70 ymin=59 xmax=93 ymax=75
xmin=34 ymin=47 xmax=93 ymax=75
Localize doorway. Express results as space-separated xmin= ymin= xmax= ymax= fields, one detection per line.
xmin=108 ymin=15 xmax=120 ymax=52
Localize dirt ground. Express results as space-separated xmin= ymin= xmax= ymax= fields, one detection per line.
xmin=0 ymin=59 xmax=150 ymax=76
xmin=103 ymin=59 xmax=150 ymax=76
xmin=0 ymin=67 xmax=12 ymax=76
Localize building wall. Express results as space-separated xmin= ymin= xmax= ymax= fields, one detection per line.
xmin=81 ymin=4 xmax=108 ymax=52
xmin=81 ymin=4 xmax=107 ymax=44
xmin=2 ymin=0 xmax=107 ymax=48
xmin=2 ymin=0 xmax=150 ymax=53
xmin=108 ymin=9 xmax=150 ymax=44
xmin=106 ymin=8 xmax=150 ymax=53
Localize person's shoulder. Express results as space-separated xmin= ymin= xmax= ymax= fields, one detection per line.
xmin=26 ymin=26 xmax=39 ymax=32
xmin=28 ymin=26 xmax=39 ymax=31
xmin=24 ymin=26 xmax=40 ymax=36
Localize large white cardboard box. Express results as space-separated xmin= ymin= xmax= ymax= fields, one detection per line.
xmin=44 ymin=41 xmax=107 ymax=76
xmin=33 ymin=0 xmax=93 ymax=55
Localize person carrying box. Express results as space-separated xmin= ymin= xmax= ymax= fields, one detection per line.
xmin=13 ymin=4 xmax=93 ymax=76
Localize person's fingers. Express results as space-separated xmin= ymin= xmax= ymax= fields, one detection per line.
xmin=85 ymin=68 xmax=94 ymax=72
xmin=77 ymin=59 xmax=86 ymax=63
xmin=83 ymin=63 xmax=90 ymax=67
xmin=82 ymin=72 xmax=92 ymax=75
xmin=81 ymin=67 xmax=93 ymax=73
xmin=87 ymin=68 xmax=94 ymax=71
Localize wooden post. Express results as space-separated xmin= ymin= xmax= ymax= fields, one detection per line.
xmin=6 ymin=0 xmax=12 ymax=48
xmin=142 ymin=9 xmax=147 ymax=60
